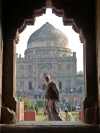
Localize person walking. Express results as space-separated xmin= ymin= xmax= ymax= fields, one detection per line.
xmin=44 ymin=75 xmax=62 ymax=121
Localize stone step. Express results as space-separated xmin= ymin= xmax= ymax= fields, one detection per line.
xmin=1 ymin=121 xmax=99 ymax=133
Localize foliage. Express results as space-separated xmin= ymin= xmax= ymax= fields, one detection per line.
xmin=68 ymin=104 xmax=72 ymax=112
xmin=35 ymin=104 xmax=39 ymax=113
xmin=71 ymin=112 xmax=79 ymax=116
xmin=18 ymin=96 xmax=34 ymax=111
xmin=37 ymin=100 xmax=45 ymax=108
xmin=77 ymin=71 xmax=83 ymax=75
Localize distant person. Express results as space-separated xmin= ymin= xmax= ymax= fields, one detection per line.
xmin=39 ymin=93 xmax=41 ymax=100
xmin=32 ymin=87 xmax=34 ymax=91
xmin=24 ymin=94 xmax=26 ymax=98
xmin=64 ymin=109 xmax=72 ymax=121
xmin=44 ymin=75 xmax=62 ymax=121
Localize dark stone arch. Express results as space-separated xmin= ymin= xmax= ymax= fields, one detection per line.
xmin=1 ymin=0 xmax=98 ymax=124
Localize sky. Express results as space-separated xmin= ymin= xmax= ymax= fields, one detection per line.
xmin=16 ymin=9 xmax=83 ymax=72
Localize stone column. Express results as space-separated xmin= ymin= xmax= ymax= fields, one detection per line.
xmin=2 ymin=39 xmax=18 ymax=124
xmin=83 ymin=38 xmax=99 ymax=124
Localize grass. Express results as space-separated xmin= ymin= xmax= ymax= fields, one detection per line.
xmin=36 ymin=109 xmax=79 ymax=121
xmin=71 ymin=112 xmax=79 ymax=116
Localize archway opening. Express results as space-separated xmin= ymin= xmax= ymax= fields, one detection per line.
xmin=16 ymin=8 xmax=84 ymax=122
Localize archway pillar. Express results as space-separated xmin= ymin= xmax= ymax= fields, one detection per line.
xmin=83 ymin=38 xmax=99 ymax=124
xmin=1 ymin=31 xmax=19 ymax=124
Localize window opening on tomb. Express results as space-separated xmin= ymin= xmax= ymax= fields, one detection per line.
xmin=29 ymin=82 xmax=32 ymax=91
xmin=59 ymin=81 xmax=62 ymax=90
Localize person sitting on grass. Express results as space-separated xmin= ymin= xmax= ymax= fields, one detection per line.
xmin=64 ymin=109 xmax=72 ymax=121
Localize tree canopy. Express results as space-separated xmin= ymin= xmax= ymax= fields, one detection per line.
xmin=18 ymin=97 xmax=34 ymax=111
xmin=77 ymin=71 xmax=83 ymax=75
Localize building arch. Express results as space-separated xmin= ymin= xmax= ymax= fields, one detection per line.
xmin=59 ymin=81 xmax=62 ymax=90
xmin=1 ymin=0 xmax=98 ymax=124
xmin=38 ymin=64 xmax=51 ymax=88
xmin=38 ymin=64 xmax=52 ymax=71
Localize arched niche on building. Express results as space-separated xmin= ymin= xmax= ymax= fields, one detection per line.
xmin=38 ymin=64 xmax=51 ymax=88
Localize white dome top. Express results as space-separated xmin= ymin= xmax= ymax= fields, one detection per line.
xmin=27 ymin=22 xmax=69 ymax=48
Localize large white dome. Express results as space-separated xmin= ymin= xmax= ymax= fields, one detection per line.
xmin=27 ymin=22 xmax=69 ymax=49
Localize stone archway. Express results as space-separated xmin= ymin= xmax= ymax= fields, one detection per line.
xmin=1 ymin=0 xmax=99 ymax=124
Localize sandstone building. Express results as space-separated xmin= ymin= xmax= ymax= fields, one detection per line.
xmin=16 ymin=22 xmax=84 ymax=104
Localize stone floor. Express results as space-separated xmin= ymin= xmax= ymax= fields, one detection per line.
xmin=17 ymin=121 xmax=86 ymax=125
xmin=0 ymin=121 xmax=100 ymax=133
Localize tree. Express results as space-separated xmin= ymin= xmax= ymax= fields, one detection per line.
xmin=77 ymin=71 xmax=83 ymax=75
xmin=18 ymin=97 xmax=34 ymax=111
xmin=37 ymin=100 xmax=44 ymax=108
xmin=35 ymin=104 xmax=39 ymax=113
xmin=68 ymin=103 xmax=72 ymax=112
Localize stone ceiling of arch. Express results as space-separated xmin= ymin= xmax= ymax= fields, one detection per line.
xmin=2 ymin=0 xmax=95 ymax=41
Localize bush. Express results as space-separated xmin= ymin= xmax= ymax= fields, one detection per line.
xmin=71 ymin=112 xmax=79 ymax=116
xmin=37 ymin=100 xmax=45 ymax=108
xmin=18 ymin=97 xmax=34 ymax=111
xmin=68 ymin=104 xmax=72 ymax=112
xmin=35 ymin=104 xmax=39 ymax=113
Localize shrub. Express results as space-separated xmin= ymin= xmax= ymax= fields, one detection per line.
xmin=37 ymin=100 xmax=45 ymax=108
xmin=68 ymin=104 xmax=72 ymax=112
xmin=35 ymin=104 xmax=39 ymax=113
xmin=71 ymin=112 xmax=79 ymax=116
xmin=18 ymin=97 xmax=34 ymax=111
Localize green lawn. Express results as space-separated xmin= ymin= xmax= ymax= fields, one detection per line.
xmin=36 ymin=109 xmax=79 ymax=121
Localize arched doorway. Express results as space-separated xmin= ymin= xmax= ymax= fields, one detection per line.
xmin=38 ymin=65 xmax=51 ymax=89
xmin=1 ymin=0 xmax=99 ymax=124
xmin=29 ymin=82 xmax=32 ymax=90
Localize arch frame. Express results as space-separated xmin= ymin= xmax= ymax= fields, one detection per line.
xmin=1 ymin=0 xmax=98 ymax=124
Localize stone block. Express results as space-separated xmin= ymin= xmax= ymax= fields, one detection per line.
xmin=85 ymin=107 xmax=99 ymax=124
xmin=1 ymin=107 xmax=16 ymax=124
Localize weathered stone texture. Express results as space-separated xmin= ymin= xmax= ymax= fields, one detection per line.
xmin=1 ymin=107 xmax=15 ymax=124
xmin=2 ymin=40 xmax=18 ymax=124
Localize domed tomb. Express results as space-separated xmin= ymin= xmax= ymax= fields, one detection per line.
xmin=27 ymin=22 xmax=69 ymax=49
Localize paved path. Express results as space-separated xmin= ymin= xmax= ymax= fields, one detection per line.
xmin=17 ymin=121 xmax=88 ymax=126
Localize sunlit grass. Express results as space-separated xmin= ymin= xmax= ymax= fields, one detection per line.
xmin=36 ymin=109 xmax=79 ymax=121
